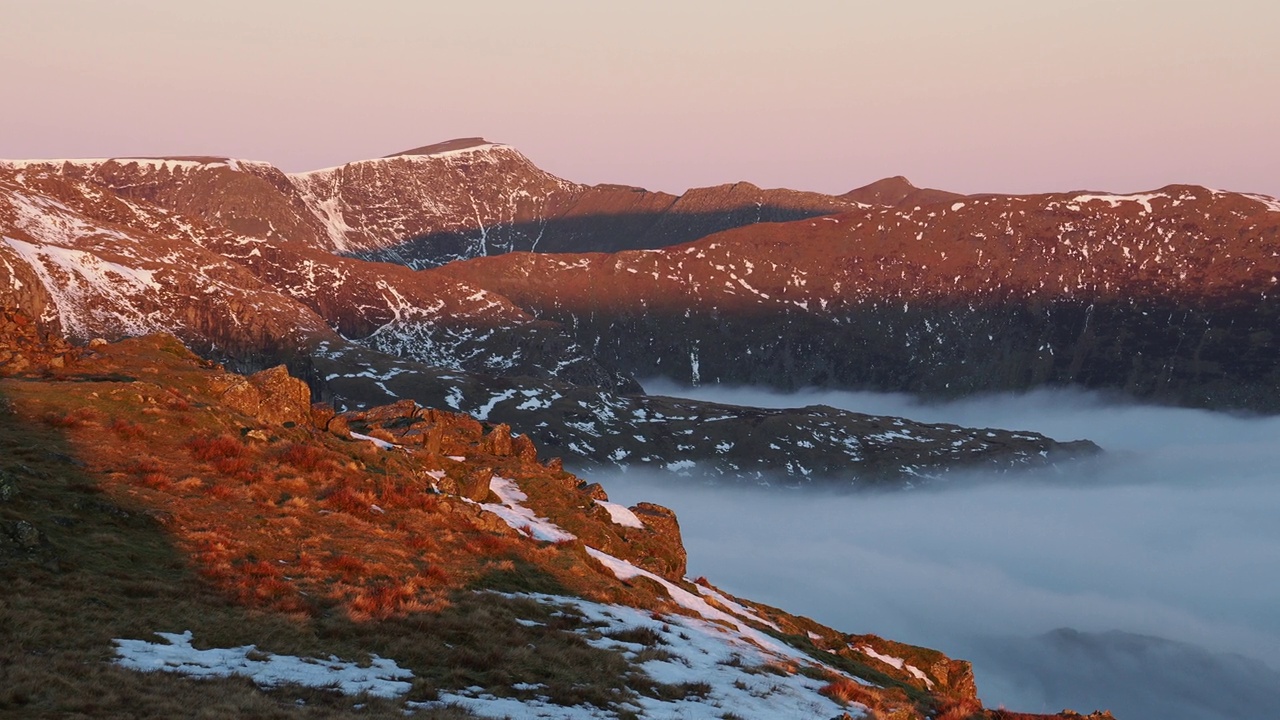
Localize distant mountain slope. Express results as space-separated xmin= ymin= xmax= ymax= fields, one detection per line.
xmin=840 ymin=175 xmax=965 ymax=207
xmin=973 ymin=629 xmax=1280 ymax=720
xmin=293 ymin=138 xmax=866 ymax=267
xmin=3 ymin=139 xmax=865 ymax=271
xmin=431 ymin=185 xmax=1280 ymax=410
xmin=6 ymin=139 xmax=1277 ymax=478
xmin=0 ymin=156 xmax=1098 ymax=484
xmin=0 ymin=162 xmax=337 ymax=358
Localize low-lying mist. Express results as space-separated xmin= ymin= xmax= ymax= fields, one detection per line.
xmin=594 ymin=381 xmax=1280 ymax=719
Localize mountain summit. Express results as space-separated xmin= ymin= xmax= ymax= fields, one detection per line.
xmin=841 ymin=175 xmax=965 ymax=206
xmin=385 ymin=137 xmax=503 ymax=157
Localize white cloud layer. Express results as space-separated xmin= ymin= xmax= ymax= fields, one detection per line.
xmin=603 ymin=383 xmax=1280 ymax=718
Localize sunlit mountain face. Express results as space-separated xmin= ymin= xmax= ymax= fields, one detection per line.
xmin=4 ymin=139 xmax=1278 ymax=719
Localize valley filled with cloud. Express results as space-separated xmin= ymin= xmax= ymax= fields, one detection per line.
xmin=605 ymin=383 xmax=1280 ymax=719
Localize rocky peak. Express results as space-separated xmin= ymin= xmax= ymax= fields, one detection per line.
xmin=841 ymin=175 xmax=965 ymax=206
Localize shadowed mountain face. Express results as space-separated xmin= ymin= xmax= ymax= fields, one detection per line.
xmin=351 ymin=203 xmax=856 ymax=268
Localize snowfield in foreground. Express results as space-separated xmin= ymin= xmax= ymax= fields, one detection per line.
xmin=115 ymin=594 xmax=861 ymax=719
xmin=414 ymin=593 xmax=859 ymax=719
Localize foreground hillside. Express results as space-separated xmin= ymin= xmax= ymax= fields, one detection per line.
xmin=0 ymin=311 xmax=1112 ymax=719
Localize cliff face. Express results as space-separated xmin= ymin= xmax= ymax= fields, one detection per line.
xmin=0 ymin=318 xmax=1106 ymax=719
xmin=0 ymin=161 xmax=340 ymax=359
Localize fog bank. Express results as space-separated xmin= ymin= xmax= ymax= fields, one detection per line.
xmin=597 ymin=383 xmax=1280 ymax=718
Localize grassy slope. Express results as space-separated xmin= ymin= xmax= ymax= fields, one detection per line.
xmin=0 ymin=331 xmax=1106 ymax=720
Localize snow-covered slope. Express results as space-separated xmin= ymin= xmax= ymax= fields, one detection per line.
xmin=0 ymin=164 xmax=336 ymax=354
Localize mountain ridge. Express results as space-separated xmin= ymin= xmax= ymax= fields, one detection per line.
xmin=1 ymin=158 xmax=1100 ymax=485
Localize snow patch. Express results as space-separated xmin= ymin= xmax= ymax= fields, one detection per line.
xmin=586 ymin=548 xmax=799 ymax=659
xmin=1071 ymin=192 xmax=1165 ymax=214
xmin=3 ymin=237 xmax=167 ymax=338
xmin=593 ymin=500 xmax=645 ymax=529
xmin=855 ymin=645 xmax=933 ymax=688
xmin=1242 ymin=193 xmax=1280 ymax=213
xmin=113 ymin=631 xmax=413 ymax=697
xmin=475 ymin=476 xmax=576 ymax=543
xmin=350 ymin=432 xmax=396 ymax=450
xmin=412 ymin=593 xmax=857 ymax=720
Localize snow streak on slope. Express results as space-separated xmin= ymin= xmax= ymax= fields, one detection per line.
xmin=414 ymin=594 xmax=862 ymax=720
xmin=473 ymin=476 xmax=577 ymax=543
xmin=3 ymin=237 xmax=166 ymax=337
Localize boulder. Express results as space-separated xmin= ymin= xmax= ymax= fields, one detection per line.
xmin=310 ymin=402 xmax=337 ymax=431
xmin=630 ymin=502 xmax=687 ymax=580
xmin=578 ymin=482 xmax=609 ymax=502
xmin=482 ymin=423 xmax=515 ymax=456
xmin=220 ymin=365 xmax=312 ymax=426
xmin=9 ymin=520 xmax=43 ymax=550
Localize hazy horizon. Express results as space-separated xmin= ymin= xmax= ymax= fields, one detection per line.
xmin=3 ymin=1 xmax=1278 ymax=198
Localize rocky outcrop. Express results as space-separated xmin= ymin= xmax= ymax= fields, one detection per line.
xmin=628 ymin=502 xmax=686 ymax=578
xmin=219 ymin=365 xmax=313 ymax=426
xmin=0 ymin=303 xmax=76 ymax=376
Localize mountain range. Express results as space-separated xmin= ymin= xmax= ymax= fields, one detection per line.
xmin=6 ymin=139 xmax=1275 ymax=483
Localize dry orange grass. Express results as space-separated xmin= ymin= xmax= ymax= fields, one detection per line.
xmin=819 ymin=677 xmax=921 ymax=718
xmin=935 ymin=700 xmax=986 ymax=720
xmin=278 ymin=441 xmax=332 ymax=472
xmin=186 ymin=433 xmax=246 ymax=462
xmin=110 ymin=417 xmax=147 ymax=439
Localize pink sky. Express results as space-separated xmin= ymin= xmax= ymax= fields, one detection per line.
xmin=3 ymin=1 xmax=1277 ymax=197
